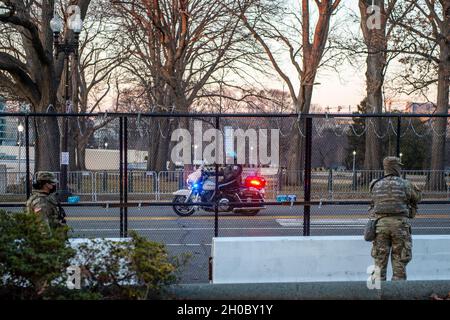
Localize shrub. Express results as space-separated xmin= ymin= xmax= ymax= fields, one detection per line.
xmin=0 ymin=210 xmax=75 ymax=299
xmin=75 ymin=231 xmax=189 ymax=299
xmin=0 ymin=209 xmax=188 ymax=300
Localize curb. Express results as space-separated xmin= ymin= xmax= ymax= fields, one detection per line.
xmin=166 ymin=280 xmax=450 ymax=300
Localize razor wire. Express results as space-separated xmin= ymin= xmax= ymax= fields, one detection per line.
xmin=429 ymin=118 xmax=449 ymax=137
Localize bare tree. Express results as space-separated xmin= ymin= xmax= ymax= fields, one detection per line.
xmin=230 ymin=0 xmax=341 ymax=183
xmin=359 ymin=0 xmax=399 ymax=170
xmin=0 ymin=0 xmax=91 ymax=171
xmin=68 ymin=1 xmax=126 ymax=170
xmin=112 ymin=0 xmax=249 ymax=171
xmin=388 ymin=0 xmax=449 ymax=189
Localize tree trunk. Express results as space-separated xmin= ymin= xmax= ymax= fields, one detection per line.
xmin=363 ymin=51 xmax=384 ymax=170
xmin=68 ymin=119 xmax=78 ymax=171
xmin=286 ymin=84 xmax=313 ymax=185
xmin=34 ymin=116 xmax=60 ymax=172
xmin=76 ymin=117 xmax=91 ymax=171
xmin=286 ymin=123 xmax=305 ymax=186
xmin=360 ymin=0 xmax=386 ymax=171
xmin=154 ymin=118 xmax=173 ymax=172
xmin=428 ymin=35 xmax=449 ymax=191
xmin=77 ymin=144 xmax=87 ymax=171
xmin=146 ymin=120 xmax=159 ymax=171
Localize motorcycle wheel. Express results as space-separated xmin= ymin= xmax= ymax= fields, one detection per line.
xmin=239 ymin=192 xmax=263 ymax=216
xmin=241 ymin=209 xmax=259 ymax=216
xmin=172 ymin=195 xmax=195 ymax=216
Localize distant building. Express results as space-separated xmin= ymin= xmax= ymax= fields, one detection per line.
xmin=0 ymin=98 xmax=18 ymax=146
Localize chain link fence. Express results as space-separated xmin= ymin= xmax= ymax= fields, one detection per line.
xmin=0 ymin=112 xmax=449 ymax=283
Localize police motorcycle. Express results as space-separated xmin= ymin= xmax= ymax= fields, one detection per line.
xmin=172 ymin=163 xmax=266 ymax=216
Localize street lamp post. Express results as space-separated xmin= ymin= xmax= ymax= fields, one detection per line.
xmin=17 ymin=123 xmax=24 ymax=184
xmin=352 ymin=150 xmax=357 ymax=191
xmin=50 ymin=11 xmax=83 ymax=201
xmin=399 ymin=153 xmax=404 ymax=177
xmin=0 ymin=1 xmax=15 ymax=18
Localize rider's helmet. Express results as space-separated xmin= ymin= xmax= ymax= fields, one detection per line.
xmin=226 ymin=151 xmax=238 ymax=165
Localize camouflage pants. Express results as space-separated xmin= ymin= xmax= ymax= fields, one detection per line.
xmin=371 ymin=217 xmax=412 ymax=281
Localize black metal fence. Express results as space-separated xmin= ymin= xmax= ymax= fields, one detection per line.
xmin=0 ymin=112 xmax=449 ymax=283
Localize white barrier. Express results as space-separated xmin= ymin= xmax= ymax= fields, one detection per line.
xmin=211 ymin=235 xmax=450 ymax=284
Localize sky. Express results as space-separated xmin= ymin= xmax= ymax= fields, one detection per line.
xmin=248 ymin=0 xmax=437 ymax=113
xmin=99 ymin=0 xmax=436 ymax=113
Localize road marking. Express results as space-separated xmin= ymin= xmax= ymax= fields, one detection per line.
xmin=165 ymin=244 xmax=212 ymax=246
xmin=344 ymin=208 xmax=450 ymax=214
xmin=277 ymin=218 xmax=369 ymax=226
xmin=73 ymin=227 xmax=311 ymax=232
xmin=66 ymin=214 xmax=450 ymax=222
xmin=66 ymin=215 xmax=307 ymax=221
xmin=70 ymin=226 xmax=450 ymax=237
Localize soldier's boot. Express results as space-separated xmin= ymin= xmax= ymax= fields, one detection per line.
xmin=370 ymin=269 xmax=386 ymax=282
xmin=376 ymin=265 xmax=387 ymax=281
xmin=391 ymin=255 xmax=408 ymax=281
xmin=392 ymin=275 xmax=406 ymax=281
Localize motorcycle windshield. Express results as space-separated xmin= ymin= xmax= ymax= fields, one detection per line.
xmin=187 ymin=169 xmax=202 ymax=184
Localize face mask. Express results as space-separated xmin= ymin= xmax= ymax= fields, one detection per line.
xmin=48 ymin=184 xmax=57 ymax=194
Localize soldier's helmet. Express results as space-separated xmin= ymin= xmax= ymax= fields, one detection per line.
xmin=35 ymin=171 xmax=58 ymax=183
xmin=383 ymin=156 xmax=403 ymax=168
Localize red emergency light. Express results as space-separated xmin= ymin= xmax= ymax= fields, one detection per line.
xmin=244 ymin=176 xmax=266 ymax=189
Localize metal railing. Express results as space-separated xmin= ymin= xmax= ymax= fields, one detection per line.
xmin=2 ymin=169 xmax=448 ymax=201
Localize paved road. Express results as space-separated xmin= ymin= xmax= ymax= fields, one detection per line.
xmin=3 ymin=204 xmax=450 ymax=283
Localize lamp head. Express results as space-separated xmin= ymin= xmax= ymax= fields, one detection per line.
xmin=70 ymin=16 xmax=83 ymax=33
xmin=0 ymin=1 xmax=15 ymax=18
xmin=50 ymin=15 xmax=63 ymax=33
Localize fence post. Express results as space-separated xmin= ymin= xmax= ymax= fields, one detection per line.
xmin=76 ymin=172 xmax=81 ymax=192
xmin=214 ymin=116 xmax=220 ymax=238
xmin=124 ymin=116 xmax=128 ymax=238
xmin=119 ymin=116 xmax=124 ymax=238
xmin=178 ymin=170 xmax=183 ymax=190
xmin=303 ymin=117 xmax=312 ymax=237
xmin=129 ymin=170 xmax=134 ymax=193
xmin=396 ymin=116 xmax=401 ymax=157
xmin=25 ymin=115 xmax=31 ymax=199
xmin=91 ymin=172 xmax=96 ymax=202
xmin=277 ymin=169 xmax=283 ymax=196
xmin=155 ymin=172 xmax=159 ymax=200
xmin=328 ymin=168 xmax=333 ymax=199
xmin=102 ymin=171 xmax=108 ymax=192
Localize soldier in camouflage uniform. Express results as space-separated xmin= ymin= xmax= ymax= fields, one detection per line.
xmin=26 ymin=171 xmax=67 ymax=233
xmin=369 ymin=157 xmax=421 ymax=281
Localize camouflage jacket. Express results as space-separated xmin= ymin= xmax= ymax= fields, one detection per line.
xmin=26 ymin=191 xmax=66 ymax=230
xmin=369 ymin=175 xmax=422 ymax=218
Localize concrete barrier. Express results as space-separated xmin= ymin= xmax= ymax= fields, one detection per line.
xmin=211 ymin=236 xmax=450 ymax=284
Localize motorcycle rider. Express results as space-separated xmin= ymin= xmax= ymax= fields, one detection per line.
xmin=216 ymin=152 xmax=243 ymax=190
